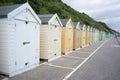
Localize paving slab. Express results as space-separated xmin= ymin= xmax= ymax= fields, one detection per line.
xmin=68 ymin=52 xmax=91 ymax=59
xmin=9 ymin=65 xmax=72 ymax=80
xmin=48 ymin=56 xmax=84 ymax=68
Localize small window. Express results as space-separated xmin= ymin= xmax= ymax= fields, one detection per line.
xmin=25 ymin=21 xmax=28 ymax=24
xmin=55 ymin=25 xmax=57 ymax=28
xmin=26 ymin=8 xmax=28 ymax=13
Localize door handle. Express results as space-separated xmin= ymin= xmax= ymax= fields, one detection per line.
xmin=54 ymin=39 xmax=57 ymax=41
xmin=23 ymin=42 xmax=30 ymax=45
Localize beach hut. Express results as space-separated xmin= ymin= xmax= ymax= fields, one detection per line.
xmin=96 ymin=29 xmax=99 ymax=42
xmin=94 ymin=29 xmax=97 ymax=43
xmin=80 ymin=25 xmax=83 ymax=48
xmin=82 ymin=25 xmax=86 ymax=47
xmin=86 ymin=26 xmax=90 ymax=45
xmin=94 ymin=29 xmax=99 ymax=43
xmin=38 ymin=14 xmax=62 ymax=61
xmin=99 ymin=31 xmax=102 ymax=41
xmin=73 ymin=22 xmax=80 ymax=50
xmin=93 ymin=28 xmax=96 ymax=43
xmin=61 ymin=18 xmax=74 ymax=55
xmin=91 ymin=28 xmax=94 ymax=43
xmin=89 ymin=27 xmax=93 ymax=44
xmin=0 ymin=3 xmax=41 ymax=77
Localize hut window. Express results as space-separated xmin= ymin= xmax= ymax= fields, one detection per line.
xmin=25 ymin=21 xmax=28 ymax=24
xmin=26 ymin=8 xmax=28 ymax=13
xmin=55 ymin=25 xmax=57 ymax=28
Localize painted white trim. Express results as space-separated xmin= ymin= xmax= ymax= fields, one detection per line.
xmin=63 ymin=40 xmax=108 ymax=80
xmin=63 ymin=51 xmax=73 ymax=55
xmin=8 ymin=2 xmax=41 ymax=24
xmin=9 ymin=64 xmax=39 ymax=77
xmin=48 ymin=55 xmax=61 ymax=62
xmin=74 ymin=48 xmax=80 ymax=51
xmin=66 ymin=18 xmax=71 ymax=26
xmin=48 ymin=14 xmax=63 ymax=27
xmin=66 ymin=18 xmax=74 ymax=28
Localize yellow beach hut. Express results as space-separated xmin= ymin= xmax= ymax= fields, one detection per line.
xmin=80 ymin=25 xmax=83 ymax=48
xmin=38 ymin=14 xmax=62 ymax=61
xmin=61 ymin=18 xmax=74 ymax=55
xmin=86 ymin=26 xmax=90 ymax=45
xmin=73 ymin=22 xmax=80 ymax=50
xmin=82 ymin=25 xmax=86 ymax=47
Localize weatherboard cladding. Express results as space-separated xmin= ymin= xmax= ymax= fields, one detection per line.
xmin=0 ymin=4 xmax=21 ymax=17
xmin=38 ymin=14 xmax=54 ymax=24
xmin=0 ymin=3 xmax=41 ymax=77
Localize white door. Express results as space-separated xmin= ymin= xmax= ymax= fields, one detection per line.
xmin=54 ymin=25 xmax=60 ymax=56
xmin=15 ymin=20 xmax=37 ymax=70
xmin=49 ymin=25 xmax=60 ymax=59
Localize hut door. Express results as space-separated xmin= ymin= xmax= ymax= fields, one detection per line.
xmin=49 ymin=25 xmax=55 ymax=58
xmin=15 ymin=20 xmax=37 ymax=70
xmin=50 ymin=25 xmax=60 ymax=58
xmin=54 ymin=25 xmax=59 ymax=56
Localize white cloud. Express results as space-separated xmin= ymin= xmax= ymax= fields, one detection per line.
xmin=62 ymin=0 xmax=120 ymax=32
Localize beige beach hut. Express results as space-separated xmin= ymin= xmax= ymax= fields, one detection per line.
xmin=73 ymin=22 xmax=81 ymax=50
xmin=38 ymin=14 xmax=62 ymax=61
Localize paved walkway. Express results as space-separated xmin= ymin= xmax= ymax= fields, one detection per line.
xmin=66 ymin=37 xmax=120 ymax=80
xmin=1 ymin=37 xmax=120 ymax=80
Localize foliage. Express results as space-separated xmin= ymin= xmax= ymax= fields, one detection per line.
xmin=0 ymin=0 xmax=115 ymax=33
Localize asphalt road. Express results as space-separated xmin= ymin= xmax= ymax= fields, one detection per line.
xmin=67 ymin=37 xmax=120 ymax=80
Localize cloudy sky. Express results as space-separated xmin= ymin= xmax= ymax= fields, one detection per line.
xmin=62 ymin=0 xmax=120 ymax=32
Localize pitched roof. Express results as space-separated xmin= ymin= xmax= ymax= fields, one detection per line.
xmin=0 ymin=4 xmax=21 ymax=18
xmin=73 ymin=22 xmax=78 ymax=28
xmin=61 ymin=19 xmax=69 ymax=26
xmin=38 ymin=14 xmax=54 ymax=24
xmin=80 ymin=24 xmax=83 ymax=30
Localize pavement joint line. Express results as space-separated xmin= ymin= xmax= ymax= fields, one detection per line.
xmin=44 ymin=63 xmax=74 ymax=70
xmin=2 ymin=78 xmax=8 ymax=80
xmin=38 ymin=62 xmax=47 ymax=67
xmin=78 ymin=52 xmax=90 ymax=53
xmin=63 ymin=39 xmax=108 ymax=80
xmin=63 ymin=55 xmax=85 ymax=60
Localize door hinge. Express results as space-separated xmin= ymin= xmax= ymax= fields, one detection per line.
xmin=15 ymin=23 xmax=16 ymax=27
xmin=15 ymin=61 xmax=17 ymax=65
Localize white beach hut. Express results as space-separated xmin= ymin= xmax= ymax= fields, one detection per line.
xmin=0 ymin=3 xmax=41 ymax=77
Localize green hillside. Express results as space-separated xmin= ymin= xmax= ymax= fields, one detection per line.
xmin=0 ymin=0 xmax=115 ymax=33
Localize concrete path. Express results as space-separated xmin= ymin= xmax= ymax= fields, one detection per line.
xmin=66 ymin=37 xmax=120 ymax=80
xmin=2 ymin=37 xmax=120 ymax=80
